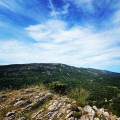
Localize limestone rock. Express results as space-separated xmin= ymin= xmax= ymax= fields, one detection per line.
xmin=83 ymin=106 xmax=95 ymax=116
xmin=18 ymin=117 xmax=26 ymax=120
xmin=66 ymin=111 xmax=73 ymax=119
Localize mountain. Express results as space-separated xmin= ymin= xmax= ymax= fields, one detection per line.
xmin=0 ymin=63 xmax=120 ymax=117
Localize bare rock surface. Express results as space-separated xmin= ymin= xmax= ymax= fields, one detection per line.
xmin=0 ymin=86 xmax=119 ymax=120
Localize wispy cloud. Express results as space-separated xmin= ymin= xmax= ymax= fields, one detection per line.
xmin=49 ymin=0 xmax=70 ymax=17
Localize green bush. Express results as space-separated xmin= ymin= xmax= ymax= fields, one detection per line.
xmin=69 ymin=88 xmax=90 ymax=107
xmin=49 ymin=81 xmax=66 ymax=94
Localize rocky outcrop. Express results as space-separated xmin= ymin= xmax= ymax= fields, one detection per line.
xmin=1 ymin=86 xmax=120 ymax=120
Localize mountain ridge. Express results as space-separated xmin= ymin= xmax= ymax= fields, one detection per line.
xmin=0 ymin=63 xmax=120 ymax=117
xmin=0 ymin=63 xmax=120 ymax=75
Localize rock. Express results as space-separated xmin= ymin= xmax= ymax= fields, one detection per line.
xmin=48 ymin=101 xmax=58 ymax=112
xmin=58 ymin=103 xmax=63 ymax=108
xmin=39 ymin=92 xmax=45 ymax=97
xmin=60 ymin=108 xmax=66 ymax=113
xmin=14 ymin=100 xmax=31 ymax=107
xmin=0 ymin=95 xmax=7 ymax=98
xmin=18 ymin=117 xmax=26 ymax=120
xmin=80 ymin=115 xmax=90 ymax=120
xmin=32 ymin=109 xmax=44 ymax=119
xmin=49 ymin=111 xmax=58 ymax=120
xmin=78 ymin=107 xmax=82 ymax=111
xmin=94 ymin=117 xmax=99 ymax=120
xmin=43 ymin=112 xmax=53 ymax=118
xmin=67 ymin=104 xmax=71 ymax=109
xmin=72 ymin=101 xmax=77 ymax=104
xmin=34 ymin=96 xmax=39 ymax=99
xmin=97 ymin=108 xmax=104 ymax=117
xmin=83 ymin=106 xmax=95 ymax=116
xmin=66 ymin=111 xmax=73 ymax=119
xmin=6 ymin=111 xmax=15 ymax=117
xmin=92 ymin=106 xmax=98 ymax=111
xmin=25 ymin=89 xmax=34 ymax=93
xmin=66 ymin=110 xmax=71 ymax=114
xmin=103 ymin=111 xmax=109 ymax=117
xmin=67 ymin=117 xmax=74 ymax=120
xmin=14 ymin=101 xmax=24 ymax=107
xmin=57 ymin=113 xmax=62 ymax=118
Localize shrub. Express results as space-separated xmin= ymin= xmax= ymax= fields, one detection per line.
xmin=49 ymin=81 xmax=66 ymax=94
xmin=69 ymin=88 xmax=89 ymax=107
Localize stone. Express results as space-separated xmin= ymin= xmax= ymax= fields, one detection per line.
xmin=6 ymin=111 xmax=15 ymax=117
xmin=66 ymin=111 xmax=73 ymax=119
xmin=49 ymin=111 xmax=58 ymax=120
xmin=80 ymin=115 xmax=90 ymax=120
xmin=0 ymin=95 xmax=7 ymax=98
xmin=97 ymin=108 xmax=104 ymax=117
xmin=18 ymin=117 xmax=26 ymax=120
xmin=92 ymin=106 xmax=98 ymax=111
xmin=48 ymin=101 xmax=58 ymax=112
xmin=14 ymin=100 xmax=31 ymax=107
xmin=103 ymin=111 xmax=109 ymax=117
xmin=67 ymin=104 xmax=71 ymax=109
xmin=83 ymin=106 xmax=95 ymax=116
xmin=94 ymin=117 xmax=99 ymax=120
xmin=72 ymin=101 xmax=77 ymax=104
xmin=78 ymin=107 xmax=82 ymax=111
xmin=32 ymin=109 xmax=44 ymax=119
xmin=67 ymin=117 xmax=74 ymax=120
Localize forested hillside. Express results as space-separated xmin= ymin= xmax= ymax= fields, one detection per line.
xmin=0 ymin=63 xmax=120 ymax=116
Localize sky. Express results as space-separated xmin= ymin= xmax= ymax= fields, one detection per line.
xmin=0 ymin=0 xmax=120 ymax=72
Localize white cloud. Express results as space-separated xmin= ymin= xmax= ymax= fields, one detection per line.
xmin=22 ymin=19 xmax=120 ymax=68
xmin=0 ymin=17 xmax=120 ymax=70
xmin=67 ymin=0 xmax=94 ymax=11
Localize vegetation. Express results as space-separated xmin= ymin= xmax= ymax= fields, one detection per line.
xmin=0 ymin=63 xmax=120 ymax=116
xmin=69 ymin=88 xmax=90 ymax=107
xmin=49 ymin=81 xmax=66 ymax=94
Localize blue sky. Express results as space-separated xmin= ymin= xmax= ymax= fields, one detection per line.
xmin=0 ymin=0 xmax=120 ymax=72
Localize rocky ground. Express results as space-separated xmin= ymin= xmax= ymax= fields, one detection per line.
xmin=0 ymin=85 xmax=120 ymax=120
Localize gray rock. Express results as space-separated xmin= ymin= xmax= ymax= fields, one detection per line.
xmin=103 ymin=111 xmax=109 ymax=117
xmin=0 ymin=95 xmax=7 ymax=98
xmin=32 ymin=109 xmax=44 ymax=119
xmin=80 ymin=115 xmax=90 ymax=120
xmin=94 ymin=118 xmax=99 ymax=120
xmin=6 ymin=111 xmax=15 ymax=117
xmin=83 ymin=106 xmax=95 ymax=116
xmin=66 ymin=111 xmax=73 ymax=119
xmin=18 ymin=117 xmax=26 ymax=120
xmin=92 ymin=106 xmax=98 ymax=111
